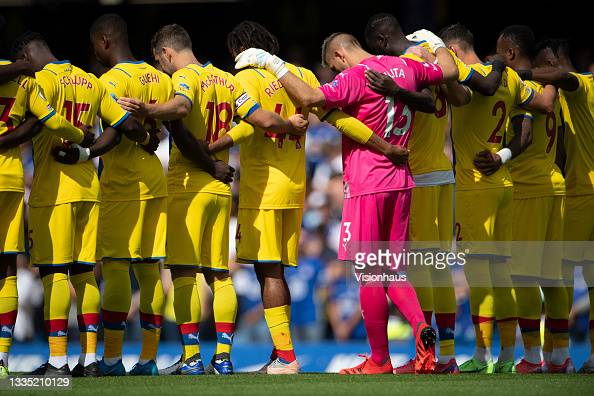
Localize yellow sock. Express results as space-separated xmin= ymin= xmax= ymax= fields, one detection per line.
xmin=42 ymin=273 xmax=70 ymax=366
xmin=469 ymin=286 xmax=494 ymax=350
xmin=210 ymin=277 xmax=237 ymax=357
xmin=71 ymin=271 xmax=100 ymax=365
xmin=133 ymin=263 xmax=165 ymax=362
xmin=173 ymin=276 xmax=201 ymax=360
xmin=0 ymin=276 xmax=18 ymax=355
xmin=264 ymin=305 xmax=295 ymax=362
xmin=101 ymin=260 xmax=131 ymax=360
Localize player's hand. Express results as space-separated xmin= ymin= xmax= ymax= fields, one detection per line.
xmin=117 ymin=97 xmax=148 ymax=118
xmin=473 ymin=150 xmax=502 ymax=176
xmin=406 ymin=29 xmax=446 ymax=52
xmin=365 ymin=69 xmax=401 ymax=96
xmin=140 ymin=131 xmax=160 ymax=155
xmin=405 ymin=45 xmax=436 ymax=63
xmin=14 ymin=58 xmax=36 ymax=77
xmin=385 ymin=144 xmax=409 ymax=166
xmin=287 ymin=114 xmax=308 ymax=135
xmin=234 ymin=48 xmax=289 ymax=78
xmin=79 ymin=125 xmax=95 ymax=148
xmin=211 ymin=160 xmax=235 ymax=184
xmin=52 ymin=144 xmax=90 ymax=165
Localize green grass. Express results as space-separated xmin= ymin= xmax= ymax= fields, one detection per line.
xmin=3 ymin=374 xmax=594 ymax=396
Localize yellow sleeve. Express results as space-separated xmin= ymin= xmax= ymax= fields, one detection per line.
xmin=172 ymin=68 xmax=197 ymax=108
xmin=96 ymin=76 xmax=129 ymax=127
xmin=231 ymin=73 xmax=260 ymax=119
xmin=99 ymin=70 xmax=128 ymax=100
xmin=563 ymin=73 xmax=589 ymax=98
xmin=508 ymin=68 xmax=535 ymax=105
xmin=227 ymin=120 xmax=255 ymax=144
xmin=325 ymin=109 xmax=373 ymax=144
xmin=26 ymin=77 xmax=84 ymax=143
xmin=450 ymin=50 xmax=473 ymax=83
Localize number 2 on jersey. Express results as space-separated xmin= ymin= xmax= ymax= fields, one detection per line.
xmin=487 ymin=100 xmax=506 ymax=143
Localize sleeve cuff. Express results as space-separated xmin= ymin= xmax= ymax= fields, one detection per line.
xmin=38 ymin=109 xmax=56 ymax=124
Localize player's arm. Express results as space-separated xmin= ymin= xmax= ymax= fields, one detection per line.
xmin=464 ymin=60 xmax=505 ymax=96
xmin=519 ymin=67 xmax=580 ymax=92
xmin=406 ymin=30 xmax=458 ymax=81
xmin=521 ymin=84 xmax=556 ymax=114
xmin=0 ymin=59 xmax=35 ymax=83
xmin=167 ymin=119 xmax=234 ymax=183
xmin=53 ymin=126 xmax=123 ymax=164
xmin=243 ymin=107 xmax=308 ymax=136
xmin=474 ymin=114 xmax=533 ymax=176
xmin=0 ymin=117 xmax=42 ymax=150
xmin=555 ymin=118 xmax=566 ymax=174
xmin=208 ymin=120 xmax=254 ymax=154
xmin=118 ymin=95 xmax=191 ymax=121
xmin=364 ymin=69 xmax=437 ymax=113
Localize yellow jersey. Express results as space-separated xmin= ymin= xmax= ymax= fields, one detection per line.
xmin=451 ymin=64 xmax=534 ymax=190
xmin=31 ymin=61 xmax=129 ymax=207
xmin=229 ymin=63 xmax=317 ymax=209
xmin=99 ymin=61 xmax=173 ymax=201
xmin=0 ymin=60 xmax=84 ymax=193
xmin=507 ymin=80 xmax=565 ymax=198
xmin=168 ymin=62 xmax=259 ymax=196
xmin=403 ymin=43 xmax=473 ymax=179
xmin=559 ymin=72 xmax=594 ymax=196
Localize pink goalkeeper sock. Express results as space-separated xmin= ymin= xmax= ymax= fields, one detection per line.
xmin=359 ymin=283 xmax=390 ymax=365
xmin=386 ymin=281 xmax=426 ymax=333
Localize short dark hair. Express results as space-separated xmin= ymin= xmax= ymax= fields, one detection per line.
xmin=151 ymin=24 xmax=192 ymax=53
xmin=321 ymin=32 xmax=361 ymax=67
xmin=227 ymin=20 xmax=279 ymax=58
xmin=439 ymin=23 xmax=474 ymax=50
xmin=535 ymin=38 xmax=570 ymax=59
xmin=11 ymin=31 xmax=47 ymax=58
xmin=364 ymin=13 xmax=401 ymax=44
xmin=90 ymin=13 xmax=128 ymax=39
xmin=499 ymin=25 xmax=535 ymax=58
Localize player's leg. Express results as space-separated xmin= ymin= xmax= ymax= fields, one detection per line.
xmin=580 ymin=262 xmax=594 ymax=373
xmin=28 ymin=203 xmax=74 ymax=376
xmin=491 ymin=187 xmax=516 ymax=373
xmin=166 ymin=193 xmax=207 ymax=375
xmin=0 ymin=192 xmax=25 ymax=377
xmin=337 ymin=194 xmax=393 ymax=375
xmin=202 ymin=194 xmax=237 ymax=375
xmin=432 ymin=183 xmax=458 ymax=372
xmin=383 ymin=190 xmax=435 ymax=374
xmin=129 ymin=198 xmax=167 ymax=375
xmin=70 ymin=202 xmax=101 ymax=376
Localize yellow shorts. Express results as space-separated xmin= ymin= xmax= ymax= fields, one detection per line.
xmin=409 ymin=184 xmax=454 ymax=250
xmin=0 ymin=192 xmax=25 ymax=254
xmin=98 ymin=198 xmax=167 ymax=261
xmin=236 ymin=208 xmax=303 ymax=267
xmin=29 ymin=201 xmax=99 ymax=266
xmin=564 ymin=195 xmax=594 ymax=262
xmin=511 ymin=195 xmax=564 ymax=280
xmin=456 ymin=187 xmax=513 ymax=256
xmin=165 ymin=192 xmax=230 ymax=271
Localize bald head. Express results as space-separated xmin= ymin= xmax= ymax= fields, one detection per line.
xmin=321 ymin=33 xmax=366 ymax=71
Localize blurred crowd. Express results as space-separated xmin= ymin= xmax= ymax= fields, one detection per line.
xmin=12 ymin=62 xmax=594 ymax=349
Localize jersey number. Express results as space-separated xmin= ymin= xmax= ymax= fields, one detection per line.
xmin=487 ymin=100 xmax=506 ymax=143
xmin=384 ymin=97 xmax=411 ymax=138
xmin=0 ymin=97 xmax=16 ymax=132
xmin=63 ymin=100 xmax=90 ymax=128
xmin=264 ymin=103 xmax=302 ymax=149
xmin=545 ymin=111 xmax=557 ymax=154
xmin=205 ymin=101 xmax=232 ymax=143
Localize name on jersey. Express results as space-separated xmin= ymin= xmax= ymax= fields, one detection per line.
xmin=264 ymin=79 xmax=283 ymax=97
xmin=383 ymin=67 xmax=406 ymax=79
xmin=201 ymin=74 xmax=236 ymax=93
xmin=59 ymin=75 xmax=92 ymax=89
xmin=138 ymin=72 xmax=160 ymax=85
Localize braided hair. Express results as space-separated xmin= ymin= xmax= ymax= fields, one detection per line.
xmin=227 ymin=21 xmax=279 ymax=58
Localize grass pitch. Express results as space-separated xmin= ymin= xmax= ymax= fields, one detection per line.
xmin=3 ymin=374 xmax=594 ymax=396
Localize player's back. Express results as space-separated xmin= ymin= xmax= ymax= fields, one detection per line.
xmin=234 ymin=63 xmax=315 ymax=209
xmin=99 ymin=61 xmax=172 ymax=201
xmin=31 ymin=61 xmax=121 ymax=206
xmin=559 ymin=72 xmax=594 ymax=196
xmin=451 ymin=64 xmax=534 ymax=190
xmin=168 ymin=62 xmax=257 ymax=196
xmin=507 ymin=80 xmax=565 ymax=198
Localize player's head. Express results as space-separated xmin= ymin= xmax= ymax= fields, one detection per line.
xmin=534 ymin=39 xmax=571 ymax=69
xmin=364 ymin=13 xmax=404 ymax=55
xmin=227 ymin=20 xmax=279 ymax=59
xmin=151 ymin=24 xmax=192 ymax=75
xmin=89 ymin=13 xmax=129 ymax=67
xmin=321 ymin=32 xmax=365 ymax=72
xmin=496 ymin=25 xmax=535 ymax=67
xmin=11 ymin=31 xmax=51 ymax=72
xmin=439 ymin=23 xmax=474 ymax=57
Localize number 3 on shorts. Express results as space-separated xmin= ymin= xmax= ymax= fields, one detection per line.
xmin=342 ymin=221 xmax=352 ymax=248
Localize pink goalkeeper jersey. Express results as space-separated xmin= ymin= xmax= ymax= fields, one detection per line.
xmin=319 ymin=55 xmax=443 ymax=198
